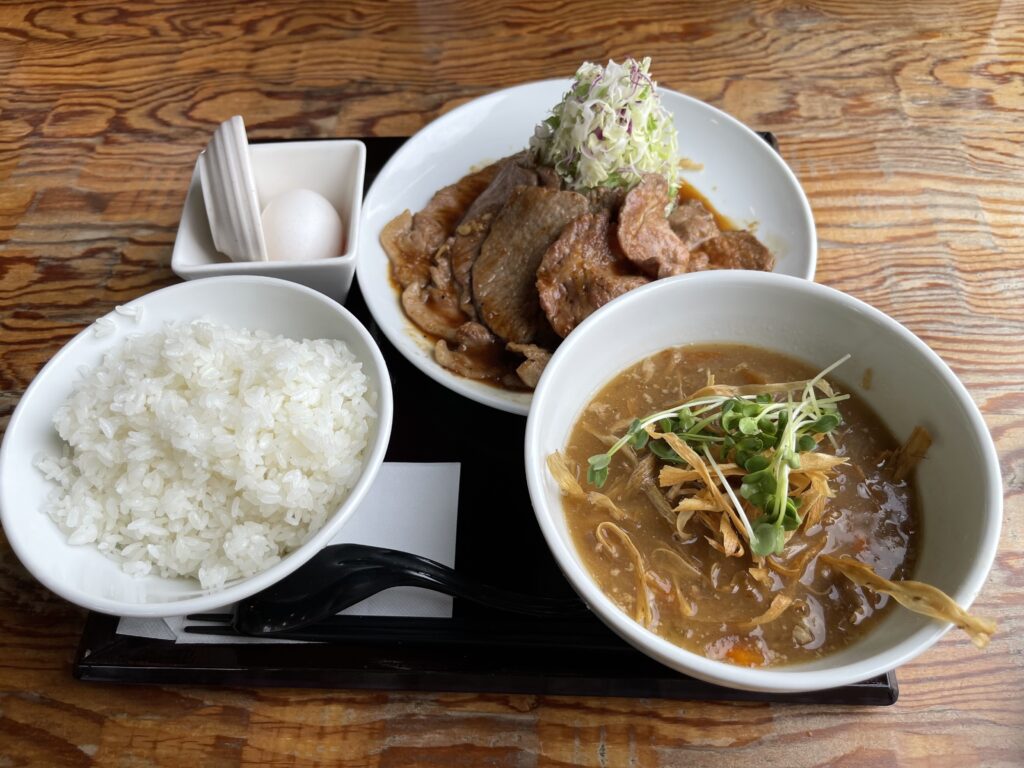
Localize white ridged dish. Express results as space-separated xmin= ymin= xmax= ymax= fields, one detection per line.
xmin=198 ymin=116 xmax=268 ymax=262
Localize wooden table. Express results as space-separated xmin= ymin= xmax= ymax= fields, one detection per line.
xmin=1 ymin=1 xmax=1022 ymax=765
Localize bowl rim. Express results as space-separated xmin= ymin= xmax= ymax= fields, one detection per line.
xmin=172 ymin=139 xmax=366 ymax=274
xmin=0 ymin=275 xmax=394 ymax=617
xmin=524 ymin=270 xmax=1002 ymax=692
xmin=356 ymin=78 xmax=817 ymax=417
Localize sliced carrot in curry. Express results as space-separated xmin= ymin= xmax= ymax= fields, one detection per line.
xmin=848 ymin=535 xmax=869 ymax=554
xmin=724 ymin=640 xmax=765 ymax=667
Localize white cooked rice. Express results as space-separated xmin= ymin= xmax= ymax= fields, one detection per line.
xmin=92 ymin=316 xmax=116 ymax=338
xmin=114 ymin=304 xmax=142 ymax=324
xmin=35 ymin=318 xmax=376 ymax=589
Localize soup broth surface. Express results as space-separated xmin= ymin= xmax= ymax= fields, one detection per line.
xmin=562 ymin=344 xmax=918 ymax=667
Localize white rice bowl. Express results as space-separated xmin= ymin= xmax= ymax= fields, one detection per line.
xmin=0 ymin=276 xmax=392 ymax=617
xmin=34 ymin=318 xmax=375 ymax=590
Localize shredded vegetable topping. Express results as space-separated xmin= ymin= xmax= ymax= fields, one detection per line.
xmin=822 ymin=555 xmax=996 ymax=648
xmin=529 ymin=57 xmax=679 ymax=192
xmin=585 ymin=356 xmax=851 ymax=557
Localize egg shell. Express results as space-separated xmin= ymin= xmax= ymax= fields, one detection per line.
xmin=261 ymin=188 xmax=345 ymax=262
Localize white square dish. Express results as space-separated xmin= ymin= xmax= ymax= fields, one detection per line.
xmin=172 ymin=140 xmax=366 ymax=303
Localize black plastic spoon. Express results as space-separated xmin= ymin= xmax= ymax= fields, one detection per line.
xmin=218 ymin=543 xmax=588 ymax=635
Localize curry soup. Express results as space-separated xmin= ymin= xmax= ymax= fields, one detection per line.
xmin=559 ymin=344 xmax=918 ymax=667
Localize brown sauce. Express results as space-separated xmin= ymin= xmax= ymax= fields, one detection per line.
xmin=561 ymin=344 xmax=919 ymax=667
xmin=677 ymin=179 xmax=734 ymax=231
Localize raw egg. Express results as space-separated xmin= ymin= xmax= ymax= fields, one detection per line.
xmin=261 ymin=188 xmax=344 ymax=262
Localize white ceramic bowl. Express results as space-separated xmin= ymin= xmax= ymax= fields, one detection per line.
xmin=172 ymin=140 xmax=366 ymax=303
xmin=525 ymin=271 xmax=1001 ymax=692
xmin=358 ymin=79 xmax=817 ymax=416
xmin=0 ymin=276 xmax=393 ymax=617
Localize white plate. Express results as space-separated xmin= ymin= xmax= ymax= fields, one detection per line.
xmin=357 ymin=79 xmax=817 ymax=416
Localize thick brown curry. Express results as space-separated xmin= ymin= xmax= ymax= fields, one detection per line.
xmin=560 ymin=344 xmax=919 ymax=667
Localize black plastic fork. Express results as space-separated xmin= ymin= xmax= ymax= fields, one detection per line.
xmin=186 ymin=543 xmax=588 ymax=636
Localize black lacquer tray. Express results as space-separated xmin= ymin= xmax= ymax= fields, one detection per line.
xmin=73 ymin=136 xmax=898 ymax=705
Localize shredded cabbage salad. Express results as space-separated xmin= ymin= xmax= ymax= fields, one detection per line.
xmin=529 ymin=57 xmax=679 ymax=192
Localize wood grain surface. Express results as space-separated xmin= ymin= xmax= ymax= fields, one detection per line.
xmin=1 ymin=1 xmax=1022 ymax=765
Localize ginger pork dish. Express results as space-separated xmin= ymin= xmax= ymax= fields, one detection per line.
xmin=380 ymin=58 xmax=774 ymax=391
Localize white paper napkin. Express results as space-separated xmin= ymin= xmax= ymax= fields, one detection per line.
xmin=115 ymin=461 xmax=460 ymax=644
